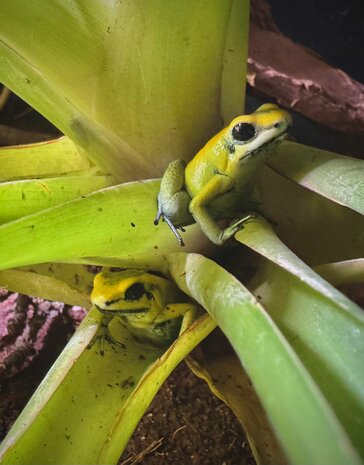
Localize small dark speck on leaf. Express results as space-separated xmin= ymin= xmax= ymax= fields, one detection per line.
xmin=98 ymin=207 xmax=103 ymax=212
xmin=22 ymin=191 xmax=25 ymax=200
xmin=65 ymin=435 xmax=71 ymax=441
xmin=138 ymin=354 xmax=146 ymax=360
xmin=131 ymin=222 xmax=136 ymax=227
xmin=154 ymin=245 xmax=158 ymax=249
xmin=121 ymin=376 xmax=135 ymax=389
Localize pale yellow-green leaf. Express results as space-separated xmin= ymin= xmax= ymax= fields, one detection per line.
xmin=0 ymin=308 xmax=215 ymax=465
xmin=0 ymin=175 xmax=111 ymax=223
xmin=168 ymin=253 xmax=361 ymax=465
xmin=97 ymin=314 xmax=216 ymax=464
xmin=0 ymin=308 xmax=103 ymax=465
xmin=0 ymin=268 xmax=91 ymax=308
xmin=236 ymin=217 xmax=364 ymax=459
xmin=0 ymin=0 xmax=249 ymax=182
xmin=21 ymin=263 xmax=98 ymax=296
xmin=253 ymin=165 xmax=364 ymax=264
xmin=314 ymin=259 xmax=364 ymax=286
xmin=270 ymin=141 xmax=364 ymax=215
xmin=0 ymin=180 xmax=210 ymax=272
xmin=0 ymin=137 xmax=92 ymax=180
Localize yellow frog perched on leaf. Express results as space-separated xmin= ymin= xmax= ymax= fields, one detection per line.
xmin=91 ymin=268 xmax=196 ymax=346
xmin=154 ymin=103 xmax=291 ymax=246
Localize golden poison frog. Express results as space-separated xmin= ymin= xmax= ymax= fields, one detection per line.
xmin=154 ymin=103 xmax=291 ymax=245
xmin=91 ymin=268 xmax=196 ymax=345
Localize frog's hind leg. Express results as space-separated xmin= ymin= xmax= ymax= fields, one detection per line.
xmin=154 ymin=159 xmax=193 ymax=245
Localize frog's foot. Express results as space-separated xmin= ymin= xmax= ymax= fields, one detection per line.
xmin=154 ymin=209 xmax=184 ymax=246
xmin=221 ymin=213 xmax=257 ymax=242
xmin=87 ymin=316 xmax=111 ymax=355
xmin=160 ymin=215 xmax=185 ymax=246
xmin=154 ymin=190 xmax=192 ymax=246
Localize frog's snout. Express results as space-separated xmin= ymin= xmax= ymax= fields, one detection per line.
xmin=270 ymin=111 xmax=292 ymax=138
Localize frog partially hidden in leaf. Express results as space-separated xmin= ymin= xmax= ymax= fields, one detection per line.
xmin=91 ymin=268 xmax=196 ymax=346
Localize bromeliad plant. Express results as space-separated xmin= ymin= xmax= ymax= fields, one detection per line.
xmin=0 ymin=1 xmax=364 ymax=464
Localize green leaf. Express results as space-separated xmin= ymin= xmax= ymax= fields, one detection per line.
xmin=0 ymin=268 xmax=91 ymax=308
xmin=0 ymin=137 xmax=92 ymax=180
xmin=0 ymin=0 xmax=249 ymax=182
xmin=253 ymin=165 xmax=364 ymax=264
xmin=236 ymin=216 xmax=364 ymax=459
xmin=21 ymin=263 xmax=97 ymax=296
xmin=315 ymin=259 xmax=364 ymax=286
xmin=0 ymin=180 xmax=210 ymax=272
xmin=168 ymin=253 xmax=361 ymax=465
xmin=0 ymin=308 xmax=215 ymax=465
xmin=0 ymin=176 xmax=110 ymax=224
xmin=98 ymin=314 xmax=216 ymax=465
xmin=270 ymin=141 xmax=364 ymax=215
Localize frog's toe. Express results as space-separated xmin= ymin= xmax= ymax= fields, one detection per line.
xmin=221 ymin=213 xmax=257 ymax=243
xmin=231 ymin=213 xmax=257 ymax=228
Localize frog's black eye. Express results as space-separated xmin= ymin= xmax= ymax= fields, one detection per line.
xmin=125 ymin=282 xmax=145 ymax=301
xmin=232 ymin=123 xmax=256 ymax=142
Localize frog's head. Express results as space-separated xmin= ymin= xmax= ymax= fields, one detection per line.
xmin=91 ymin=269 xmax=166 ymax=320
xmin=224 ymin=103 xmax=291 ymax=162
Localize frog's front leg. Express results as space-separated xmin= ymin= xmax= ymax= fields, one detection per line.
xmin=154 ymin=302 xmax=197 ymax=335
xmin=188 ymin=175 xmax=233 ymax=245
xmin=154 ymin=160 xmax=193 ymax=246
xmin=189 ymin=175 xmax=254 ymax=245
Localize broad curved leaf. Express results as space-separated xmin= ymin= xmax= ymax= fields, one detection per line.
xmin=0 ymin=137 xmax=91 ymax=180
xmin=0 ymin=308 xmax=215 ymax=465
xmin=0 ymin=268 xmax=91 ymax=308
xmin=315 ymin=259 xmax=364 ymax=286
xmin=0 ymin=175 xmax=110 ymax=223
xmin=236 ymin=217 xmax=364 ymax=459
xmin=0 ymin=0 xmax=249 ymax=182
xmin=168 ymin=253 xmax=361 ymax=465
xmin=0 ymin=180 xmax=210 ymax=272
xmin=253 ymin=165 xmax=364 ymax=264
xmin=270 ymin=141 xmax=364 ymax=215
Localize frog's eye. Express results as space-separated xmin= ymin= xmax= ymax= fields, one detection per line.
xmin=125 ymin=282 xmax=145 ymax=301
xmin=232 ymin=123 xmax=256 ymax=142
